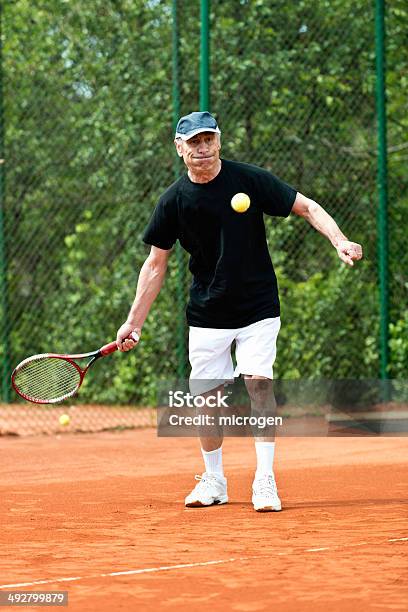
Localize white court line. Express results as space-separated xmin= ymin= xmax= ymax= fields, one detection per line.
xmin=389 ymin=537 xmax=408 ymax=542
xmin=0 ymin=537 xmax=406 ymax=590
xmin=0 ymin=559 xmax=256 ymax=589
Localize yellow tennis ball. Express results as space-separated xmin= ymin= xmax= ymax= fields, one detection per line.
xmin=59 ymin=414 xmax=70 ymax=426
xmin=231 ymin=192 xmax=250 ymax=213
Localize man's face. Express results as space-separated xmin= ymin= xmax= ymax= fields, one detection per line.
xmin=174 ymin=131 xmax=221 ymax=172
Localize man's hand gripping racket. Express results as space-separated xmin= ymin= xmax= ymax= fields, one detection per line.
xmin=11 ymin=331 xmax=139 ymax=404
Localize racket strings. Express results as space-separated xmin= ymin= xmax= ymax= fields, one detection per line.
xmin=13 ymin=356 xmax=82 ymax=402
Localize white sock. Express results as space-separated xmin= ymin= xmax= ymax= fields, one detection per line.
xmin=201 ymin=446 xmax=224 ymax=477
xmin=255 ymin=441 xmax=275 ymax=478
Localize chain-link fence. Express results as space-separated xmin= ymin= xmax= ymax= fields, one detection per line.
xmin=0 ymin=0 xmax=406 ymax=435
xmin=210 ymin=0 xmax=378 ymax=379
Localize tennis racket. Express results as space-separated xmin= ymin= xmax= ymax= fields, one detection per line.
xmin=11 ymin=332 xmax=139 ymax=404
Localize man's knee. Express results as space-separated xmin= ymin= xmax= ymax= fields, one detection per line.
xmin=244 ymin=375 xmax=273 ymax=403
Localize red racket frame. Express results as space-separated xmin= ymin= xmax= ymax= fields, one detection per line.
xmin=11 ymin=336 xmax=137 ymax=404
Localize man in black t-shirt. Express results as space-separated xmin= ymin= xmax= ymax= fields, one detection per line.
xmin=116 ymin=111 xmax=362 ymax=512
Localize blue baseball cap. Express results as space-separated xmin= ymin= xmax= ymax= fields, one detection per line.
xmin=175 ymin=111 xmax=221 ymax=141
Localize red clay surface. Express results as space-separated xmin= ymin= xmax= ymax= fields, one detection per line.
xmin=0 ymin=431 xmax=407 ymax=611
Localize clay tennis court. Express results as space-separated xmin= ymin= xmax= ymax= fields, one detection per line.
xmin=0 ymin=425 xmax=407 ymax=611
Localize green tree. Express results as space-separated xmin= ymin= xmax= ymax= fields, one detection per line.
xmin=2 ymin=0 xmax=406 ymax=405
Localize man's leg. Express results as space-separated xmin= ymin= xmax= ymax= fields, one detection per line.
xmin=235 ymin=318 xmax=282 ymax=512
xmin=244 ymin=375 xmax=281 ymax=512
xmin=185 ymin=327 xmax=235 ymax=507
xmin=244 ymin=374 xmax=277 ymax=464
xmin=195 ymin=384 xmax=224 ymax=474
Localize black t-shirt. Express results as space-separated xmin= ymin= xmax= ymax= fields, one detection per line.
xmin=143 ymin=159 xmax=297 ymax=328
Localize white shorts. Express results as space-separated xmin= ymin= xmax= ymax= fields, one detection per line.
xmin=189 ymin=317 xmax=281 ymax=381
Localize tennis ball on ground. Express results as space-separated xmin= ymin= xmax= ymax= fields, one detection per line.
xmin=231 ymin=192 xmax=250 ymax=213
xmin=59 ymin=414 xmax=70 ymax=426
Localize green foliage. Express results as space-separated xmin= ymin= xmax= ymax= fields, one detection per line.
xmin=275 ymin=259 xmax=379 ymax=379
xmin=389 ymin=312 xmax=408 ymax=378
xmin=2 ymin=0 xmax=407 ymax=404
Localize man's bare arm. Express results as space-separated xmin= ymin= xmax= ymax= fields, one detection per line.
xmin=292 ymin=192 xmax=363 ymax=266
xmin=116 ymin=245 xmax=171 ymax=351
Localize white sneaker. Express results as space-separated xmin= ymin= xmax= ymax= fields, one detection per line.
xmin=252 ymin=473 xmax=282 ymax=512
xmin=185 ymin=472 xmax=228 ymax=507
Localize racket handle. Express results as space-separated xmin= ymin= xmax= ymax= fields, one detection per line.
xmin=100 ymin=331 xmax=140 ymax=356
xmin=100 ymin=341 xmax=120 ymax=356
